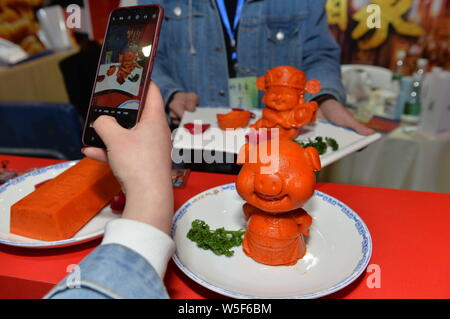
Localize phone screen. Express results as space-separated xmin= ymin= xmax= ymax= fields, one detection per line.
xmin=83 ymin=6 xmax=162 ymax=147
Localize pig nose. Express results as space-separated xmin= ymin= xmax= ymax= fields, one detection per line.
xmin=254 ymin=174 xmax=283 ymax=196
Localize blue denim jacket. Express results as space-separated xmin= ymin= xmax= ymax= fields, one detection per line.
xmin=139 ymin=0 xmax=345 ymax=107
xmin=45 ymin=244 xmax=169 ymax=299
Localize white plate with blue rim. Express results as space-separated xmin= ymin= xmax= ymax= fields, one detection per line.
xmin=0 ymin=161 xmax=120 ymax=249
xmin=172 ymin=183 xmax=372 ymax=299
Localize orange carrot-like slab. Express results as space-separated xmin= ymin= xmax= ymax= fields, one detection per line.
xmin=10 ymin=158 xmax=121 ymax=241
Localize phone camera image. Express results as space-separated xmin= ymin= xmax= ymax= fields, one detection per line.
xmin=84 ymin=6 xmax=162 ymax=148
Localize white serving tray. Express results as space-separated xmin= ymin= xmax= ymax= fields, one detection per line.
xmin=172 ymin=107 xmax=381 ymax=167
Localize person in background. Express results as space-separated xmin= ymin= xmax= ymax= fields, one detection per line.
xmin=136 ymin=0 xmax=374 ymax=135
xmin=45 ymin=83 xmax=175 ymax=299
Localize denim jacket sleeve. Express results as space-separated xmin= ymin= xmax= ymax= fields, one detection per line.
xmin=302 ymin=0 xmax=346 ymax=104
xmin=44 ymin=244 xmax=170 ymax=299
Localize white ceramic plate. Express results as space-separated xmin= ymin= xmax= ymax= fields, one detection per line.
xmin=0 ymin=161 xmax=119 ymax=249
xmin=172 ymin=183 xmax=372 ymax=299
xmin=172 ymin=107 xmax=382 ymax=167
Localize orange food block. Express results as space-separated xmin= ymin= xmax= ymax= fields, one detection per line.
xmin=10 ymin=158 xmax=121 ymax=241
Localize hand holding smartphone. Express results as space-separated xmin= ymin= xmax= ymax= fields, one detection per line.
xmin=82 ymin=5 xmax=164 ymax=148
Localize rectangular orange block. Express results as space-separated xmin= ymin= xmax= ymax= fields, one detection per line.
xmin=10 ymin=158 xmax=121 ymax=241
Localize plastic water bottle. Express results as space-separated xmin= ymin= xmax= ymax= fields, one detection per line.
xmin=392 ymin=50 xmax=406 ymax=94
xmin=402 ymin=58 xmax=428 ymax=124
xmin=394 ymin=76 xmax=413 ymax=120
xmin=386 ymin=50 xmax=406 ymax=119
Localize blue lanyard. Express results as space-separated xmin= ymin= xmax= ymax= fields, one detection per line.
xmin=216 ymin=0 xmax=244 ymax=60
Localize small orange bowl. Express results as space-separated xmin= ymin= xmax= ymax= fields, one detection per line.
xmin=217 ymin=110 xmax=251 ymax=130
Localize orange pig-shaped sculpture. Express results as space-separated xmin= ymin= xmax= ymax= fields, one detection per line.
xmin=236 ymin=137 xmax=321 ymax=266
xmin=251 ymin=66 xmax=321 ymax=139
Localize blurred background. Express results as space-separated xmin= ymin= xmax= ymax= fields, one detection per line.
xmin=0 ymin=0 xmax=449 ymax=193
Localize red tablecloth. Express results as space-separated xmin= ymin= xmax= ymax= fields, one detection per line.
xmin=0 ymin=154 xmax=449 ymax=299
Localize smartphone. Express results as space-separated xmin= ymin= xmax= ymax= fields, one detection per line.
xmin=82 ymin=5 xmax=164 ymax=148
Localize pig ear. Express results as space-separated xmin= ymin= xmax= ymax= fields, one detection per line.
xmin=304 ymin=146 xmax=321 ymax=171
xmin=237 ymin=144 xmax=249 ymax=165
xmin=256 ymin=75 xmax=266 ymax=91
xmin=305 ymin=79 xmax=321 ymax=95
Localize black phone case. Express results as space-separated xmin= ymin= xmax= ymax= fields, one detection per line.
xmin=82 ymin=5 xmax=164 ymax=148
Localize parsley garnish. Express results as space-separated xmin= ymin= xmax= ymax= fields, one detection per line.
xmin=187 ymin=219 xmax=245 ymax=257
xmin=325 ymin=137 xmax=339 ymax=151
xmin=295 ymin=136 xmax=339 ymax=155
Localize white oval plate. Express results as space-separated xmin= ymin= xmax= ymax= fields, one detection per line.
xmin=172 ymin=183 xmax=372 ymax=299
xmin=0 ymin=161 xmax=119 ymax=249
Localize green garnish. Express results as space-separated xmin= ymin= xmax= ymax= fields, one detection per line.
xmin=187 ymin=219 xmax=245 ymax=257
xmin=295 ymin=136 xmax=339 ymax=155
xmin=325 ymin=137 xmax=339 ymax=151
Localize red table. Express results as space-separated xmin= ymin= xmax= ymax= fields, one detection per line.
xmin=0 ymin=154 xmax=449 ymax=299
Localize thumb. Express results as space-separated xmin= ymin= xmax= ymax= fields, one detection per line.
xmin=351 ymin=121 xmax=375 ymax=136
xmin=92 ymin=115 xmax=127 ymax=148
xmin=185 ymin=93 xmax=199 ymax=111
xmin=139 ymin=82 xmax=166 ymax=123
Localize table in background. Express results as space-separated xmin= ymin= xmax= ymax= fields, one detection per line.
xmin=0 ymin=154 xmax=449 ymax=299
xmin=0 ymin=48 xmax=78 ymax=104
xmin=320 ymin=126 xmax=450 ymax=194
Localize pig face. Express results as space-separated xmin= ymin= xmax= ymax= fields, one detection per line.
xmin=236 ymin=138 xmax=321 ymax=213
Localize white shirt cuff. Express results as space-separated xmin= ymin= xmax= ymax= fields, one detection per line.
xmin=101 ymin=218 xmax=175 ymax=279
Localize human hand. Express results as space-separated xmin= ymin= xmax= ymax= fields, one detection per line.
xmin=168 ymin=92 xmax=199 ymax=125
xmin=82 ymin=83 xmax=173 ymax=234
xmin=317 ymin=99 xmax=375 ymax=135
